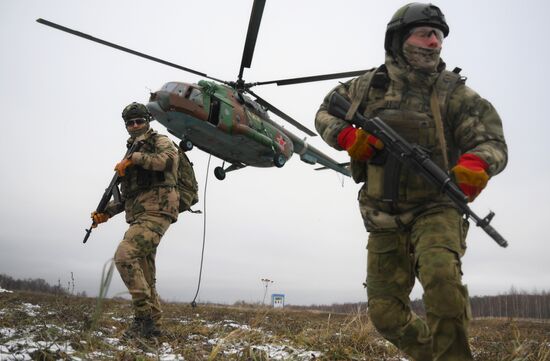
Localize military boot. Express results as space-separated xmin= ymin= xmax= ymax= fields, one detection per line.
xmin=140 ymin=315 xmax=162 ymax=339
xmin=122 ymin=316 xmax=144 ymax=340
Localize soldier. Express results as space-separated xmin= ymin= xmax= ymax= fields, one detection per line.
xmin=315 ymin=3 xmax=507 ymax=361
xmin=91 ymin=102 xmax=179 ymax=339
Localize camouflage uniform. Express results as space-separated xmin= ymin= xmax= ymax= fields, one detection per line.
xmin=316 ymin=55 xmax=507 ymax=361
xmin=105 ymin=128 xmax=179 ymax=323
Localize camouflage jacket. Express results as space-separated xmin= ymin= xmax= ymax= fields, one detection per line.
xmin=315 ymin=55 xmax=508 ymax=215
xmin=105 ymin=128 xmax=179 ymax=223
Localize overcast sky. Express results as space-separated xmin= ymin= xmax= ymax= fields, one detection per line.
xmin=1 ymin=0 xmax=549 ymax=306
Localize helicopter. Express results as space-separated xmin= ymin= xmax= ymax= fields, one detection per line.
xmin=37 ymin=0 xmax=368 ymax=180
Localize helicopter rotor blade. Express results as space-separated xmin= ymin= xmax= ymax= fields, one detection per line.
xmin=251 ymin=69 xmax=369 ymax=87
xmin=246 ymin=89 xmax=317 ymax=137
xmin=238 ymin=0 xmax=266 ymax=82
xmin=36 ymin=18 xmax=226 ymax=84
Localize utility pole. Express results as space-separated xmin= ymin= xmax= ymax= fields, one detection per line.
xmin=261 ymin=278 xmax=273 ymax=305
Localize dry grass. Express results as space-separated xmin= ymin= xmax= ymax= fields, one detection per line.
xmin=0 ymin=291 xmax=549 ymax=360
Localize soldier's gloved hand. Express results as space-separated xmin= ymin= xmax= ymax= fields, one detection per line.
xmin=91 ymin=211 xmax=109 ymax=228
xmin=337 ymin=126 xmax=384 ymax=161
xmin=451 ymin=153 xmax=489 ymax=202
xmin=115 ymin=158 xmax=133 ymax=177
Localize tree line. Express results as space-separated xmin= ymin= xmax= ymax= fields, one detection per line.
xmin=288 ymin=289 xmax=550 ymax=320
xmin=0 ymin=273 xmax=87 ymax=297
xmin=2 ymin=273 xmax=548 ymax=319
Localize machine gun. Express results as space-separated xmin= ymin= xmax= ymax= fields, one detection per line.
xmin=83 ymin=140 xmax=143 ymax=244
xmin=328 ymin=92 xmax=508 ymax=248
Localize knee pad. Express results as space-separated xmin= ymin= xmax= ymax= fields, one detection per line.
xmin=418 ymin=249 xmax=468 ymax=318
xmin=115 ymin=258 xmax=137 ymax=281
xmin=368 ymin=297 xmax=409 ymax=336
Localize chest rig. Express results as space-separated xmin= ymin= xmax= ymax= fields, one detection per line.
xmin=121 ymin=131 xmax=172 ymax=199
xmin=349 ymin=65 xmax=464 ymax=209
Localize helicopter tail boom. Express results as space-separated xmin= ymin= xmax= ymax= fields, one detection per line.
xmin=281 ymin=128 xmax=350 ymax=177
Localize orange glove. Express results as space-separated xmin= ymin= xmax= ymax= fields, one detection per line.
xmin=337 ymin=126 xmax=384 ymax=161
xmin=91 ymin=211 xmax=109 ymax=228
xmin=114 ymin=158 xmax=133 ymax=176
xmin=451 ymin=153 xmax=489 ymax=202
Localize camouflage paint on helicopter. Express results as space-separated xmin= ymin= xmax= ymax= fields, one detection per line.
xmin=149 ymin=79 xmax=296 ymax=170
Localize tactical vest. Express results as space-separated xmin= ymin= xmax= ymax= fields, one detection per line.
xmin=350 ymin=65 xmax=465 ymax=209
xmin=121 ymin=131 xmax=177 ymax=199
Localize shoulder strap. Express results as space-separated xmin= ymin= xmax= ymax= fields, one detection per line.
xmin=431 ymin=68 xmax=466 ymax=170
xmin=430 ymin=88 xmax=449 ymax=169
xmin=435 ymin=68 xmax=465 ymax=120
xmin=345 ymin=67 xmax=380 ymax=121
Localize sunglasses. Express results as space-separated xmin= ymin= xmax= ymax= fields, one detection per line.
xmin=409 ymin=27 xmax=444 ymax=42
xmin=125 ymin=118 xmax=147 ymax=127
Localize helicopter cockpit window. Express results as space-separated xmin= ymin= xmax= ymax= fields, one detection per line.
xmin=188 ymin=88 xmax=203 ymax=107
xmin=161 ymin=82 xmax=178 ymax=92
xmin=175 ymin=85 xmax=187 ymax=97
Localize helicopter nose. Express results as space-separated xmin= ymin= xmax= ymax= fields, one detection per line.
xmin=149 ymin=90 xmax=170 ymax=111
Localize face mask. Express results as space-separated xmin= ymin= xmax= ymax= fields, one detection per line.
xmin=402 ymin=42 xmax=441 ymax=73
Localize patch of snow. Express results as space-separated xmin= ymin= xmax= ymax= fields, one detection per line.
xmin=0 ymin=329 xmax=16 ymax=338
xmin=251 ymin=344 xmax=321 ymax=360
xmin=223 ymin=320 xmax=251 ymax=331
xmin=87 ymin=351 xmax=109 ymax=359
xmin=44 ymin=324 xmax=74 ymax=336
xmin=103 ymin=337 xmax=120 ymax=345
xmin=20 ymin=303 xmax=40 ymax=317
xmin=207 ymin=337 xmax=221 ymax=345
xmin=145 ymin=343 xmax=184 ymax=361
xmin=187 ymin=334 xmax=205 ymax=341
xmin=0 ymin=337 xmax=75 ymax=361
xmin=0 ymin=288 xmax=13 ymax=293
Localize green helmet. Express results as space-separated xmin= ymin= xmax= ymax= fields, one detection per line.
xmin=121 ymin=102 xmax=151 ymax=121
xmin=384 ymin=3 xmax=449 ymax=56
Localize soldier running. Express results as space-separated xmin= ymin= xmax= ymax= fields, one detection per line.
xmin=315 ymin=3 xmax=507 ymax=360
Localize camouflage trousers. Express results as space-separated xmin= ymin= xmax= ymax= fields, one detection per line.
xmin=364 ymin=207 xmax=473 ymax=361
xmin=114 ymin=213 xmax=172 ymax=322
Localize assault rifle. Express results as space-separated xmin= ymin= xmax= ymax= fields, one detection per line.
xmin=83 ymin=140 xmax=143 ymax=244
xmin=328 ymin=92 xmax=508 ymax=248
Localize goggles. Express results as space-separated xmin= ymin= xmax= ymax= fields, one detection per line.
xmin=408 ymin=27 xmax=444 ymax=42
xmin=125 ymin=118 xmax=147 ymax=127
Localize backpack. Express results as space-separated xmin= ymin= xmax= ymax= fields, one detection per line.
xmin=174 ymin=142 xmax=199 ymax=213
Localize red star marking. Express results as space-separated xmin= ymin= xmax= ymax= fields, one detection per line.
xmin=275 ymin=134 xmax=286 ymax=147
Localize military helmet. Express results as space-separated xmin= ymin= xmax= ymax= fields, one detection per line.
xmin=384 ymin=3 xmax=449 ymax=55
xmin=121 ymin=102 xmax=151 ymax=121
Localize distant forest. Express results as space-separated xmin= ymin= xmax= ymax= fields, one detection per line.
xmin=287 ymin=289 xmax=550 ymax=320
xmin=2 ymin=274 xmax=549 ymax=319
xmin=0 ymin=273 xmax=87 ymax=297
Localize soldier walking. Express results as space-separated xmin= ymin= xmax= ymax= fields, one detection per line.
xmin=91 ymin=102 xmax=180 ymax=339
xmin=315 ymin=3 xmax=507 ymax=360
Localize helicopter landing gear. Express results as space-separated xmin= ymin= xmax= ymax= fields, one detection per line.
xmin=214 ymin=162 xmax=246 ymax=180
xmin=214 ymin=166 xmax=226 ymax=180
xmin=273 ymin=153 xmax=287 ymax=168
xmin=179 ymin=139 xmax=193 ymax=151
